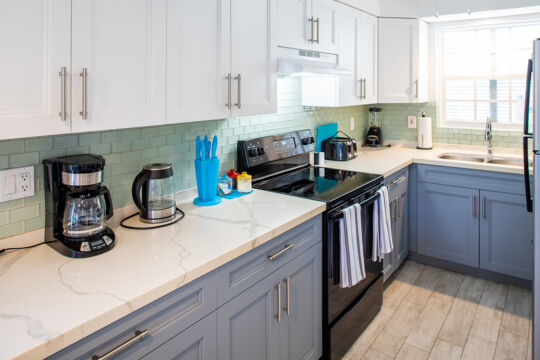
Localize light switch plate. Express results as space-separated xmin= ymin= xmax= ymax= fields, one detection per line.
xmin=349 ymin=117 xmax=355 ymax=130
xmin=408 ymin=116 xmax=417 ymax=128
xmin=0 ymin=166 xmax=35 ymax=202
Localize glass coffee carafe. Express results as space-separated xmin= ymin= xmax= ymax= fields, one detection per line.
xmin=62 ymin=188 xmax=113 ymax=238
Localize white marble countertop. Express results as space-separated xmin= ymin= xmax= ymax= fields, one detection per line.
xmin=0 ymin=189 xmax=325 ymax=360
xmin=322 ymin=142 xmax=528 ymax=177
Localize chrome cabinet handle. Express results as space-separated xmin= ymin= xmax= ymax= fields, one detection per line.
xmin=59 ymin=66 xmax=67 ymax=121
xmin=414 ymin=79 xmax=418 ymax=99
xmin=91 ymin=329 xmax=149 ymax=360
xmin=234 ymin=74 xmax=241 ymax=109
xmin=80 ymin=68 xmax=88 ymax=119
xmin=482 ymin=197 xmax=486 ymax=219
xmin=284 ymin=277 xmax=291 ymax=316
xmin=268 ymin=244 xmax=294 ymax=261
xmin=225 ymin=73 xmax=232 ymax=109
xmin=472 ymin=196 xmax=476 ymax=218
xmin=275 ymin=283 xmax=282 ymax=324
xmin=308 ymin=17 xmax=314 ymax=43
xmin=363 ymin=78 xmax=367 ymax=99
xmin=314 ymin=17 xmax=320 ymax=44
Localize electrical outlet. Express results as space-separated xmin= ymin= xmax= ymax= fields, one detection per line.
xmin=349 ymin=117 xmax=355 ymax=130
xmin=0 ymin=166 xmax=34 ymax=202
xmin=408 ymin=116 xmax=417 ymax=128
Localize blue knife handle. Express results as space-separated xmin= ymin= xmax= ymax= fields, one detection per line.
xmin=212 ymin=135 xmax=218 ymax=158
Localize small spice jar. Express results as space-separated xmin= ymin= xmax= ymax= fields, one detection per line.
xmin=226 ymin=169 xmax=240 ymax=189
xmin=217 ymin=174 xmax=233 ymax=196
xmin=236 ymin=172 xmax=252 ymax=193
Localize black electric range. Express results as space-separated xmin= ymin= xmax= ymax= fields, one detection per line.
xmin=238 ymin=130 xmax=384 ymax=359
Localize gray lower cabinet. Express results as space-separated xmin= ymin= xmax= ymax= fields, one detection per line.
xmin=217 ymin=242 xmax=322 ymax=360
xmin=417 ymin=182 xmax=480 ymax=267
xmin=143 ymin=313 xmax=217 ymax=360
xmin=415 ymin=164 xmax=533 ymax=280
xmin=383 ymin=169 xmax=409 ymax=281
xmin=217 ymin=269 xmax=282 ymax=360
xmin=279 ymin=243 xmax=322 ymax=360
xmin=480 ymin=190 xmax=533 ymax=280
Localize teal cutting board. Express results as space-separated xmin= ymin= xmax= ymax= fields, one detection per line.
xmin=316 ymin=123 xmax=338 ymax=152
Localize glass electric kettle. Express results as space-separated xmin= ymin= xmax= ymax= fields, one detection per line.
xmin=132 ymin=163 xmax=176 ymax=223
xmin=62 ymin=188 xmax=113 ymax=238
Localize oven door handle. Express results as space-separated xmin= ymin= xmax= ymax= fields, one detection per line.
xmin=328 ymin=191 xmax=380 ymax=221
xmin=359 ymin=192 xmax=380 ymax=207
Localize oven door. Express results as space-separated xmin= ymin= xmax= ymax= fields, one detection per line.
xmin=325 ymin=190 xmax=383 ymax=325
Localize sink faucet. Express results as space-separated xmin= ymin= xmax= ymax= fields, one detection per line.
xmin=485 ymin=116 xmax=493 ymax=155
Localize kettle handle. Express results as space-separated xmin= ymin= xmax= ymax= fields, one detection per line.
xmin=132 ymin=170 xmax=151 ymax=213
xmin=97 ymin=186 xmax=114 ymax=220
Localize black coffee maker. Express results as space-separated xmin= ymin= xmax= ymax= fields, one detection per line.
xmin=43 ymin=154 xmax=115 ymax=258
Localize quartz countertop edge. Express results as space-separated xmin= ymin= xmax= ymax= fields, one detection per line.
xmin=323 ymin=143 xmax=528 ymax=177
xmin=0 ymin=189 xmax=325 ymax=360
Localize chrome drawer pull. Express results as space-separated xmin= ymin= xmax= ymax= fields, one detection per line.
xmin=234 ymin=73 xmax=241 ymax=109
xmin=91 ymin=329 xmax=149 ymax=360
xmin=268 ymin=244 xmax=294 ymax=261
xmin=59 ymin=66 xmax=67 ymax=121
xmin=314 ymin=17 xmax=320 ymax=44
xmin=308 ymin=17 xmax=314 ymax=43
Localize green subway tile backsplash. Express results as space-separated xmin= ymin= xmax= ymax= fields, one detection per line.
xmin=0 ymin=77 xmax=369 ymax=240
xmin=0 ymin=78 xmax=524 ymax=241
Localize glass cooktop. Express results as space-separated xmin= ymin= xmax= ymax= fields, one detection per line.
xmin=254 ymin=166 xmax=383 ymax=208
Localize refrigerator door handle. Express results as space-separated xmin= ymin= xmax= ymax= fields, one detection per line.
xmin=523 ymin=58 xmax=533 ymax=213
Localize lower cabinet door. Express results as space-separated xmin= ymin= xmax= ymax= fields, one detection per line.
xmin=279 ymin=243 xmax=322 ymax=360
xmin=480 ymin=191 xmax=533 ymax=280
xmin=417 ymin=183 xmax=480 ymax=267
xmin=217 ymin=271 xmax=281 ymax=360
xmin=143 ymin=313 xmax=217 ymax=360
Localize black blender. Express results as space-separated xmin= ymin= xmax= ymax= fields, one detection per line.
xmin=43 ymin=154 xmax=115 ymax=258
xmin=364 ymin=107 xmax=384 ymax=147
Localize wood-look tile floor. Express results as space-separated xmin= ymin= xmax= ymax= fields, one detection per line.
xmin=333 ymin=261 xmax=533 ymax=360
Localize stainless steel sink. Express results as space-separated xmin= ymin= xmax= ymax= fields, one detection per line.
xmin=437 ymin=152 xmax=531 ymax=167
xmin=437 ymin=153 xmax=485 ymax=162
xmin=485 ymin=158 xmax=523 ymax=166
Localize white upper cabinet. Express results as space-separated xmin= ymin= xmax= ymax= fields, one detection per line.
xmin=0 ymin=0 xmax=71 ymax=140
xmin=277 ymin=0 xmax=339 ymax=54
xmin=359 ymin=12 xmax=378 ymax=104
xmin=301 ymin=5 xmax=377 ymax=107
xmin=71 ymin=0 xmax=167 ymax=133
xmin=167 ymin=0 xmax=230 ymax=123
xmin=167 ymin=0 xmax=276 ymax=123
xmin=378 ymin=18 xmax=428 ymax=103
xmin=230 ymin=0 xmax=276 ymax=117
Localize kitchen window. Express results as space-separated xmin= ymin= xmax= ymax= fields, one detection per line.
xmin=438 ymin=20 xmax=540 ymax=129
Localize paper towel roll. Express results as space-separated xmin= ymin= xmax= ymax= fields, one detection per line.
xmin=417 ymin=116 xmax=433 ymax=149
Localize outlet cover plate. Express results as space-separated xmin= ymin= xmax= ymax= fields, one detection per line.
xmin=408 ymin=116 xmax=417 ymax=128
xmin=0 ymin=166 xmax=35 ymax=202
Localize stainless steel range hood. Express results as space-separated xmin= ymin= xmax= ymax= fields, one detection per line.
xmin=277 ymin=46 xmax=349 ymax=76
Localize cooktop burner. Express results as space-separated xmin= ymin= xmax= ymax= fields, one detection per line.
xmin=254 ymin=166 xmax=382 ymax=208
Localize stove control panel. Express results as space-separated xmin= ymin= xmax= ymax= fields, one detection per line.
xmin=238 ymin=129 xmax=316 ymax=170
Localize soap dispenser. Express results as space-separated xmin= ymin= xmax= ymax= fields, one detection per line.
xmin=417 ymin=111 xmax=433 ymax=150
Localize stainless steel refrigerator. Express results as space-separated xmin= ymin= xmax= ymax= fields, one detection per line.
xmin=524 ymin=38 xmax=540 ymax=360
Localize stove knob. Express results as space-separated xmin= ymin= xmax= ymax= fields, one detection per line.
xmin=301 ymin=137 xmax=314 ymax=145
xmin=257 ymin=147 xmax=265 ymax=155
xmin=248 ymin=148 xmax=258 ymax=157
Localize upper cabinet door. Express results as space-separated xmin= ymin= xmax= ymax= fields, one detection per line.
xmin=378 ymin=18 xmax=427 ymax=103
xmin=312 ymin=0 xmax=340 ymax=54
xmin=359 ymin=13 xmax=378 ymax=104
xmin=337 ymin=6 xmax=361 ymax=107
xmin=230 ymin=0 xmax=276 ymax=117
xmin=71 ymin=0 xmax=166 ymax=133
xmin=276 ymin=0 xmax=312 ymax=50
xmin=0 ymin=0 xmax=71 ymax=140
xmin=167 ymin=0 xmax=231 ymax=124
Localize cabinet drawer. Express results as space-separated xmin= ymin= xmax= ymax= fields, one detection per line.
xmin=217 ymin=215 xmax=322 ymax=306
xmin=48 ymin=273 xmax=217 ymax=360
xmin=417 ymin=164 xmax=524 ymax=194
xmin=384 ymin=167 xmax=409 ymax=189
